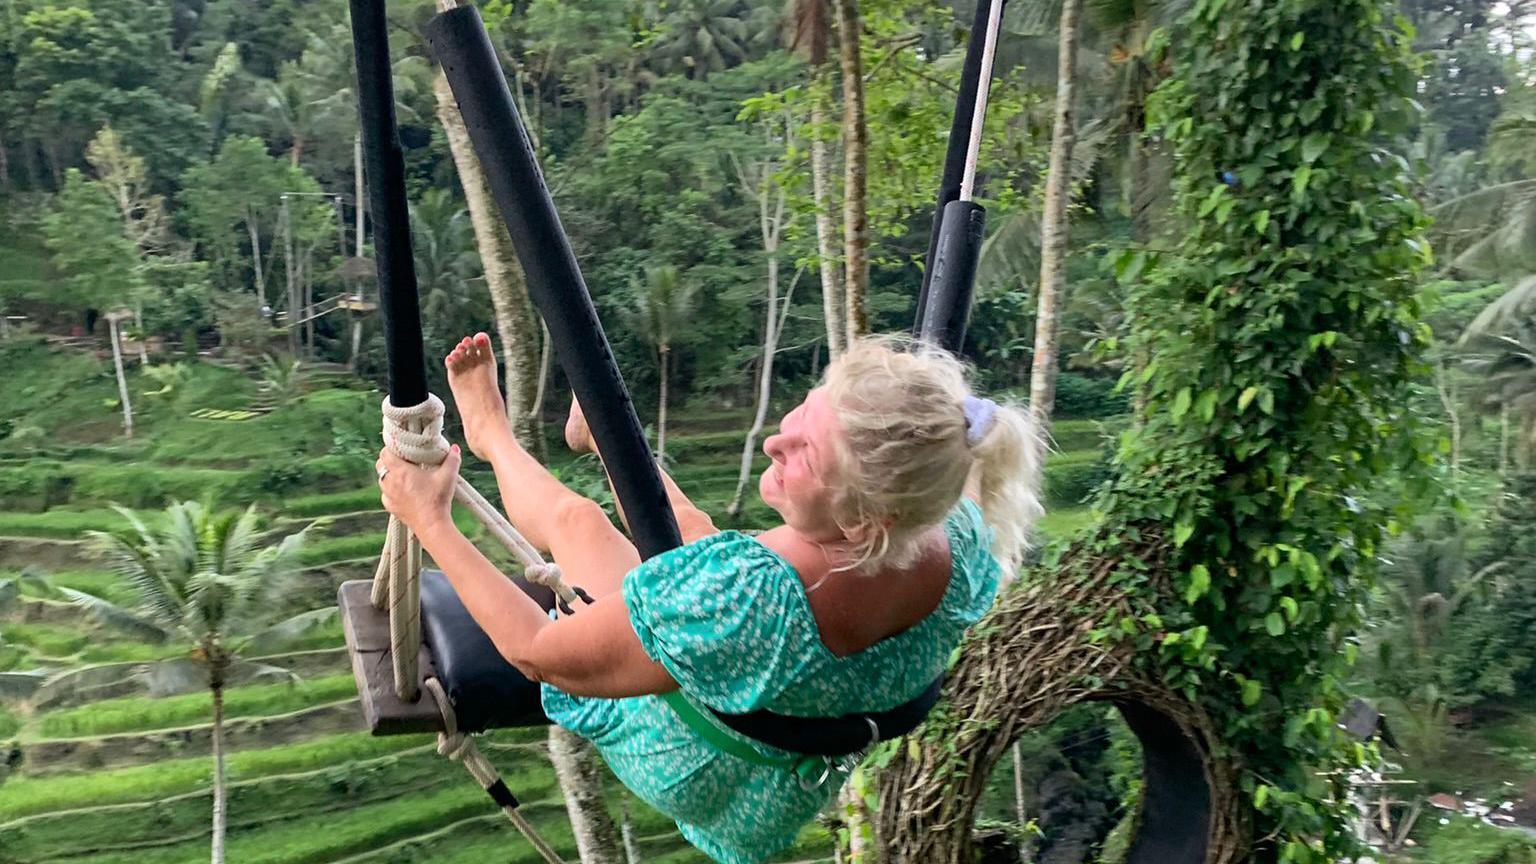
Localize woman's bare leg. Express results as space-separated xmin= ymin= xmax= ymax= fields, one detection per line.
xmin=446 ymin=332 xmax=638 ymax=597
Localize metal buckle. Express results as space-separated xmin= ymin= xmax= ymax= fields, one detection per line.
xmin=796 ymin=757 xmax=834 ymax=791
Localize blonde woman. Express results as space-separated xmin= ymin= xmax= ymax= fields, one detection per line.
xmin=376 ymin=332 xmax=1042 ymax=864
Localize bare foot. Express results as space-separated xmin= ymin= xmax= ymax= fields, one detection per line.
xmin=564 ymin=394 xmax=596 ymax=453
xmin=445 ymin=332 xmax=512 ymax=461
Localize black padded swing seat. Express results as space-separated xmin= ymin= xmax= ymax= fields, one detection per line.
xmin=339 ymin=572 xmax=943 ymax=748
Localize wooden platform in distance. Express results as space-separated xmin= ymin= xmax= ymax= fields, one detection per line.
xmin=338 ymin=580 xmax=446 ymax=735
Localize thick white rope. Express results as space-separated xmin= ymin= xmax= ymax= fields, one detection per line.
xmin=426 ymin=678 xmax=568 ymax=864
xmin=959 ymin=0 xmax=1007 ymax=202
xmin=374 ymin=394 xmax=580 ymax=701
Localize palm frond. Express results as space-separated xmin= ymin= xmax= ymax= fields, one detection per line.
xmin=85 ymin=526 xmax=183 ymax=626
xmin=32 ymin=663 xmax=143 ymax=709
xmin=238 ymin=607 xmax=337 ymax=656
xmin=137 ymin=657 xmax=210 ymax=698
xmin=1461 ymin=276 xmax=1536 ymax=341
xmin=976 ymin=209 xmax=1042 ymax=293
xmin=58 ymin=588 xmax=172 ymax=644
xmin=227 ymin=660 xmax=301 ymax=688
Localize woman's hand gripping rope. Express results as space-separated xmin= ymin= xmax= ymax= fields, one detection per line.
xmin=377 ymin=443 xmax=461 ymax=537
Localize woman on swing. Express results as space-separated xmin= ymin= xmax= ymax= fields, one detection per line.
xmin=376 ymin=331 xmax=1041 ymax=864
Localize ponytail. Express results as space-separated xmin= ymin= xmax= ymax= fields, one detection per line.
xmin=967 ymin=402 xmax=1045 ymax=576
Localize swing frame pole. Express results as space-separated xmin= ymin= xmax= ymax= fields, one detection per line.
xmin=350 ymin=0 xmax=427 ymax=407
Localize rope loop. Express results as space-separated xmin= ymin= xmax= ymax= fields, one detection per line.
xmin=524 ymin=562 xmax=564 ymax=589
xmin=382 ymin=394 xmax=451 ymax=465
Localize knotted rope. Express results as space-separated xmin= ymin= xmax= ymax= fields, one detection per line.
xmin=426 ymin=677 xmax=567 ymax=864
xmin=374 ymin=394 xmax=580 ymax=701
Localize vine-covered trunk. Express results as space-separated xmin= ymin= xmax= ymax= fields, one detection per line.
xmin=1027 ymin=0 xmax=1083 ymax=499
xmin=209 ymin=682 xmax=227 ymax=864
xmin=810 ymin=74 xmax=845 ymax=359
xmin=548 ymin=726 xmax=623 ymax=864
xmin=879 ymin=3 xmax=1431 ymax=863
xmin=433 ymin=71 xmax=544 ymax=451
xmin=835 ymin=0 xmax=869 ymax=344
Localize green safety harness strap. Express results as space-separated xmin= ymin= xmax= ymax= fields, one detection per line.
xmin=659 ymin=691 xmax=835 ymax=789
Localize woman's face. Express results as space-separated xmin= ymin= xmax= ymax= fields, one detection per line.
xmin=760 ymin=387 xmax=844 ymax=540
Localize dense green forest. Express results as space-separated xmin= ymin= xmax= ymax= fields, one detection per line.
xmin=1 ymin=0 xmax=1535 ymax=862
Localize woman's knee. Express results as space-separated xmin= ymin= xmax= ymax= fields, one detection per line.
xmin=552 ymin=495 xmax=616 ymax=539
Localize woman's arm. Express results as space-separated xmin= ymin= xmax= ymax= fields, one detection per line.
xmin=377 ymin=445 xmax=677 ymax=698
xmin=414 ymin=519 xmax=678 ymax=698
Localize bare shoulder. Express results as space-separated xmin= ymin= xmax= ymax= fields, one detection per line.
xmin=755 ymin=526 xmax=827 ymax=583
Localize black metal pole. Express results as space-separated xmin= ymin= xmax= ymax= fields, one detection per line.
xmin=350 ymin=0 xmax=427 ymax=407
xmin=913 ymin=0 xmax=1005 ymax=339
xmin=918 ymin=200 xmax=986 ymax=353
xmin=425 ymin=6 xmax=682 ymax=560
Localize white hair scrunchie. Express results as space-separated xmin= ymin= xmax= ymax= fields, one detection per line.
xmin=963 ymin=395 xmax=999 ymax=447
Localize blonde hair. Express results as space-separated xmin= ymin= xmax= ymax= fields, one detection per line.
xmin=820 ymin=336 xmax=1044 ymax=575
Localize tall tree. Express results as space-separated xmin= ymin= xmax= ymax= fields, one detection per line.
xmin=628 ymin=265 xmax=698 ymax=459
xmin=431 ymin=68 xmax=545 ymax=450
xmin=726 ymin=100 xmax=800 ymax=518
xmin=65 ymin=502 xmax=320 ymax=864
xmin=835 ymin=0 xmax=870 ymax=343
xmin=1027 ymin=0 xmax=1086 ymax=502
xmin=786 ymin=0 xmax=846 ymax=358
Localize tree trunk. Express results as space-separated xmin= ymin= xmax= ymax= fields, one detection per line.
xmin=134 ymin=307 xmax=149 ymax=366
xmin=1499 ymin=404 xmax=1510 ymax=476
xmin=350 ymin=317 xmax=363 ymax=372
xmin=434 ymin=72 xmax=545 ymax=452
xmin=282 ymin=197 xmax=297 ymax=353
xmin=1026 ymin=0 xmax=1084 ymax=501
xmin=108 ymin=315 xmax=134 ymax=439
xmin=836 ymin=0 xmax=870 ymax=344
xmin=210 ymin=682 xmax=227 ymax=864
xmin=354 ymin=133 xmax=366 ymax=259
xmin=303 ymin=247 xmax=315 ymax=354
xmin=547 ymin=726 xmax=623 ymax=864
xmin=810 ymin=71 xmax=845 ymax=359
xmin=0 ymin=140 xmax=10 ymax=194
xmin=246 ymin=211 xmax=267 ymax=301
xmin=1012 ymin=742 xmax=1030 ymax=864
xmin=729 ymin=260 xmax=797 ymax=518
xmin=531 ymin=321 xmax=552 ymax=424
xmin=657 ymin=347 xmax=670 ymax=459
xmin=1433 ymin=360 xmax=1461 ymax=492
xmin=621 ymin=799 xmax=643 ymax=864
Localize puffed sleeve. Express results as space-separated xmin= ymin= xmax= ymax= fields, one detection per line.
xmin=622 ymin=531 xmax=812 ymax=714
xmin=939 ymin=499 xmax=1003 ymax=627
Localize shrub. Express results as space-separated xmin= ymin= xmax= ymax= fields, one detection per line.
xmin=1052 ymin=372 xmax=1127 ymax=419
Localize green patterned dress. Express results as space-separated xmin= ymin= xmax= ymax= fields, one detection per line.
xmin=541 ymin=499 xmax=1002 ymax=864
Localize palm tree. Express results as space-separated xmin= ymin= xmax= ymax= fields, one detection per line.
xmin=628 ymin=265 xmax=698 ymax=459
xmin=1461 ymin=306 xmax=1536 ymax=472
xmin=650 ymin=0 xmax=761 ymax=80
xmin=410 ymin=188 xmax=484 ymax=346
xmin=431 ymin=69 xmax=546 ymax=451
xmin=260 ymin=62 xmax=324 ymax=168
xmin=60 ymin=502 xmax=323 ymax=864
xmin=1027 ymin=0 xmax=1087 ymax=507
